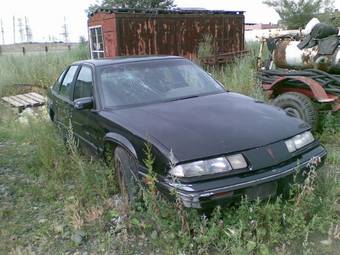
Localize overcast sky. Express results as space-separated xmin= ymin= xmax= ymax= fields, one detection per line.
xmin=0 ymin=0 xmax=339 ymax=44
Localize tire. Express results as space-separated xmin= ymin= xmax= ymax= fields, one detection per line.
xmin=49 ymin=109 xmax=55 ymax=122
xmin=272 ymin=92 xmax=318 ymax=131
xmin=113 ymin=147 xmax=139 ymax=208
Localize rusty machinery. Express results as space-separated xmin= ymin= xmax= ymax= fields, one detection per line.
xmin=258 ymin=20 xmax=340 ymax=130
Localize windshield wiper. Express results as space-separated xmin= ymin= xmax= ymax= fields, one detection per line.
xmin=168 ymin=95 xmax=200 ymax=102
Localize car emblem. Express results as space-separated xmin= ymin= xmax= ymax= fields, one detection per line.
xmin=266 ymin=147 xmax=275 ymax=160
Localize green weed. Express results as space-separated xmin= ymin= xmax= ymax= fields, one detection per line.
xmin=207 ymin=43 xmax=267 ymax=101
xmin=197 ymin=34 xmax=214 ymax=62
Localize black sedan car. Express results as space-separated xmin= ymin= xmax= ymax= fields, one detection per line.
xmin=47 ymin=56 xmax=327 ymax=208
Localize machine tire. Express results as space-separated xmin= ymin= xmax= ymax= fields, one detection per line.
xmin=272 ymin=92 xmax=318 ymax=131
xmin=113 ymin=146 xmax=139 ymax=209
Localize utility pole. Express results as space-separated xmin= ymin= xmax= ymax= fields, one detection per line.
xmin=0 ymin=19 xmax=4 ymax=44
xmin=13 ymin=16 xmax=16 ymax=44
xmin=61 ymin=17 xmax=69 ymax=43
xmin=18 ymin=18 xmax=24 ymax=42
xmin=24 ymin=17 xmax=32 ymax=42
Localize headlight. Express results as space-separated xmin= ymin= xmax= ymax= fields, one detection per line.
xmin=169 ymin=154 xmax=247 ymax=178
xmin=285 ymin=131 xmax=314 ymax=153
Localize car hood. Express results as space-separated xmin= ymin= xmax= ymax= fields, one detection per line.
xmin=102 ymin=92 xmax=310 ymax=162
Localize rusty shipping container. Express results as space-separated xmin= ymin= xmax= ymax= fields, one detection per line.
xmin=88 ymin=8 xmax=245 ymax=63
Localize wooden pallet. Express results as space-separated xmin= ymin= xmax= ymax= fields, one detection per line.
xmin=1 ymin=92 xmax=46 ymax=112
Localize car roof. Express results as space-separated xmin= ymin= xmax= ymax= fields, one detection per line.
xmin=73 ymin=55 xmax=185 ymax=67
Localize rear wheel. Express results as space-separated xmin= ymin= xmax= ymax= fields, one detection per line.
xmin=113 ymin=147 xmax=139 ymax=210
xmin=272 ymin=92 xmax=318 ymax=131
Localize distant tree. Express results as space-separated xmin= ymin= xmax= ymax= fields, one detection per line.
xmin=87 ymin=0 xmax=175 ymax=14
xmin=79 ymin=36 xmax=88 ymax=48
xmin=79 ymin=36 xmax=87 ymax=44
xmin=318 ymin=0 xmax=340 ymax=27
xmin=263 ymin=0 xmax=335 ymax=29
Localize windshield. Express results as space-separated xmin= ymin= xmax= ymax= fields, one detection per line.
xmin=98 ymin=59 xmax=225 ymax=108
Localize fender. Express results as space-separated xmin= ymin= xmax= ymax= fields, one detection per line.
xmin=270 ymin=76 xmax=335 ymax=103
xmin=103 ymin=132 xmax=138 ymax=159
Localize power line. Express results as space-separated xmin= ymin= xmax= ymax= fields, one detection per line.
xmin=17 ymin=18 xmax=24 ymax=42
xmin=25 ymin=17 xmax=33 ymax=42
xmin=61 ymin=17 xmax=69 ymax=42
xmin=12 ymin=16 xmax=16 ymax=44
xmin=0 ymin=19 xmax=4 ymax=44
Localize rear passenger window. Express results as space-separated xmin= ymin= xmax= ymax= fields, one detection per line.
xmin=60 ymin=65 xmax=78 ymax=99
xmin=74 ymin=66 xmax=93 ymax=100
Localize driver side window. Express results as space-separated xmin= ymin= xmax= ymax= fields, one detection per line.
xmin=74 ymin=66 xmax=93 ymax=100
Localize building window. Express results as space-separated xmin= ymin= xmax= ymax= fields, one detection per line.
xmin=89 ymin=26 xmax=104 ymax=59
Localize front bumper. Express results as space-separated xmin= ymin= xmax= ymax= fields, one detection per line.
xmin=157 ymin=145 xmax=327 ymax=208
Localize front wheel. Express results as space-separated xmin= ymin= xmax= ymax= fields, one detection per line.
xmin=113 ymin=147 xmax=139 ymax=209
xmin=272 ymin=92 xmax=318 ymax=131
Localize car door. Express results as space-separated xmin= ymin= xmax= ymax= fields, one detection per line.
xmin=55 ymin=65 xmax=79 ymax=131
xmin=72 ymin=64 xmax=100 ymax=154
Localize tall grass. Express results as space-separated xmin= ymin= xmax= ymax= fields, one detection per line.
xmin=0 ymin=107 xmax=116 ymax=253
xmin=0 ymin=46 xmax=89 ymax=95
xmin=197 ymin=34 xmax=214 ymax=60
xmin=202 ymin=41 xmax=268 ymax=101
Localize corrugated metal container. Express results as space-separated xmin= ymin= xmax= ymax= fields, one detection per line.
xmin=88 ymin=8 xmax=245 ymax=63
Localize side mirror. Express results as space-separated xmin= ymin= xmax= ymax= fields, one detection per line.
xmin=74 ymin=97 xmax=93 ymax=110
